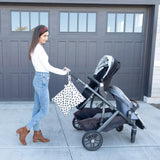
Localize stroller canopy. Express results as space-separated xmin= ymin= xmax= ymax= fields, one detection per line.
xmin=94 ymin=55 xmax=120 ymax=90
xmin=94 ymin=55 xmax=115 ymax=78
xmin=80 ymin=55 xmax=120 ymax=100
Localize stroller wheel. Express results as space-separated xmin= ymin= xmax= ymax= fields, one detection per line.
xmin=82 ymin=131 xmax=103 ymax=151
xmin=131 ymin=127 xmax=137 ymax=143
xmin=72 ymin=118 xmax=82 ymax=130
xmin=116 ymin=125 xmax=123 ymax=132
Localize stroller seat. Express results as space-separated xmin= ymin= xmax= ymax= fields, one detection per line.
xmin=108 ymin=86 xmax=145 ymax=129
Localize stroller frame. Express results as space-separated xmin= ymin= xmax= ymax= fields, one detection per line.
xmin=71 ymin=73 xmax=144 ymax=151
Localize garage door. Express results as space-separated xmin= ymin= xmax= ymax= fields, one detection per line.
xmin=0 ymin=5 xmax=148 ymax=100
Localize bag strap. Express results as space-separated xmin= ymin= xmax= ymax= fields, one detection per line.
xmin=68 ymin=74 xmax=72 ymax=83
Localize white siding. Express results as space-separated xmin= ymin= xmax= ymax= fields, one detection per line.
xmin=145 ymin=5 xmax=160 ymax=103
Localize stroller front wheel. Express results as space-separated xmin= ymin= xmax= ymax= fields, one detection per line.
xmin=72 ymin=118 xmax=83 ymax=130
xmin=116 ymin=125 xmax=123 ymax=132
xmin=82 ymin=130 xmax=103 ymax=151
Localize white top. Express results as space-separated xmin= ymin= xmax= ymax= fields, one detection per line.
xmin=31 ymin=44 xmax=67 ymax=75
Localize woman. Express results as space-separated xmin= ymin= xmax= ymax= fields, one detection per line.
xmin=16 ymin=25 xmax=70 ymax=145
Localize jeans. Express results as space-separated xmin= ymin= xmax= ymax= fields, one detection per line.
xmin=26 ymin=72 xmax=50 ymax=131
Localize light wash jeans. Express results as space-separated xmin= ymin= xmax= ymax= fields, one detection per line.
xmin=27 ymin=72 xmax=50 ymax=131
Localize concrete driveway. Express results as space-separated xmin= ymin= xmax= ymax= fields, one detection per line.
xmin=0 ymin=101 xmax=160 ymax=160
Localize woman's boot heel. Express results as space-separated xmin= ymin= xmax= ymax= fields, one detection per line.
xmin=16 ymin=129 xmax=20 ymax=134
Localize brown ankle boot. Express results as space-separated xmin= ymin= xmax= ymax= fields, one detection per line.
xmin=33 ymin=130 xmax=50 ymax=143
xmin=16 ymin=126 xmax=30 ymax=145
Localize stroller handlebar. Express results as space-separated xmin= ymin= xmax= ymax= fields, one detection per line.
xmin=70 ymin=73 xmax=86 ymax=86
xmin=87 ymin=76 xmax=100 ymax=85
xmin=70 ymin=74 xmax=100 ymax=86
xmin=70 ymin=73 xmax=115 ymax=109
xmin=70 ymin=73 xmax=78 ymax=81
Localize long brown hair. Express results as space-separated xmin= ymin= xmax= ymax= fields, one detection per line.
xmin=28 ymin=25 xmax=46 ymax=60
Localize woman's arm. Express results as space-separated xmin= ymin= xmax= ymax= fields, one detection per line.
xmin=37 ymin=45 xmax=70 ymax=75
xmin=39 ymin=55 xmax=68 ymax=75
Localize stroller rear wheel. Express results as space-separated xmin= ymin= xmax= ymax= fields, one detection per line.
xmin=82 ymin=130 xmax=103 ymax=151
xmin=72 ymin=118 xmax=82 ymax=130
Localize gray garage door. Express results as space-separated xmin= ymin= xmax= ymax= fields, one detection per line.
xmin=0 ymin=5 xmax=148 ymax=100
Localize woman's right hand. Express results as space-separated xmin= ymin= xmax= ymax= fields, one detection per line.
xmin=63 ymin=67 xmax=71 ymax=74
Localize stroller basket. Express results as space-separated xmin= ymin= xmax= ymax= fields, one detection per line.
xmin=74 ymin=108 xmax=126 ymax=131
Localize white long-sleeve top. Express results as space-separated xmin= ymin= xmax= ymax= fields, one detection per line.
xmin=31 ymin=44 xmax=67 ymax=75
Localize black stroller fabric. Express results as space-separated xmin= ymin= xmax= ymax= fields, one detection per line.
xmin=82 ymin=67 xmax=108 ymax=99
xmin=83 ymin=59 xmax=120 ymax=98
xmin=74 ymin=108 xmax=126 ymax=131
xmin=76 ymin=67 xmax=108 ymax=109
xmin=103 ymin=59 xmax=120 ymax=91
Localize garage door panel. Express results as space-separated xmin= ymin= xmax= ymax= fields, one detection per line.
xmin=7 ymin=73 xmax=19 ymax=99
xmin=8 ymin=41 xmax=19 ymax=67
xmin=4 ymin=72 xmax=33 ymax=100
xmin=124 ymin=41 xmax=143 ymax=67
xmin=123 ymin=41 xmax=144 ymax=67
xmin=103 ymin=40 xmax=144 ymax=68
xmin=19 ymin=41 xmax=30 ymax=67
xmin=134 ymin=41 xmax=144 ymax=67
xmin=56 ymin=40 xmax=98 ymax=68
xmin=0 ymin=74 xmax=4 ymax=98
xmin=77 ymin=41 xmax=87 ymax=67
xmin=88 ymin=41 xmax=97 ymax=67
xmin=0 ymin=41 xmax=3 ymax=67
xmin=19 ymin=73 xmax=32 ymax=99
xmin=103 ymin=41 xmax=113 ymax=55
xmin=111 ymin=73 xmax=142 ymax=99
xmin=114 ymin=41 xmax=124 ymax=56
xmin=57 ymin=41 xmax=66 ymax=67
xmin=123 ymin=41 xmax=134 ymax=64
xmin=67 ymin=41 xmax=76 ymax=67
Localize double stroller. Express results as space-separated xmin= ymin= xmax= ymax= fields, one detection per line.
xmin=71 ymin=55 xmax=145 ymax=151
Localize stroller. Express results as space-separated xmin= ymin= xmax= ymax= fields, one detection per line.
xmin=71 ymin=55 xmax=145 ymax=151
